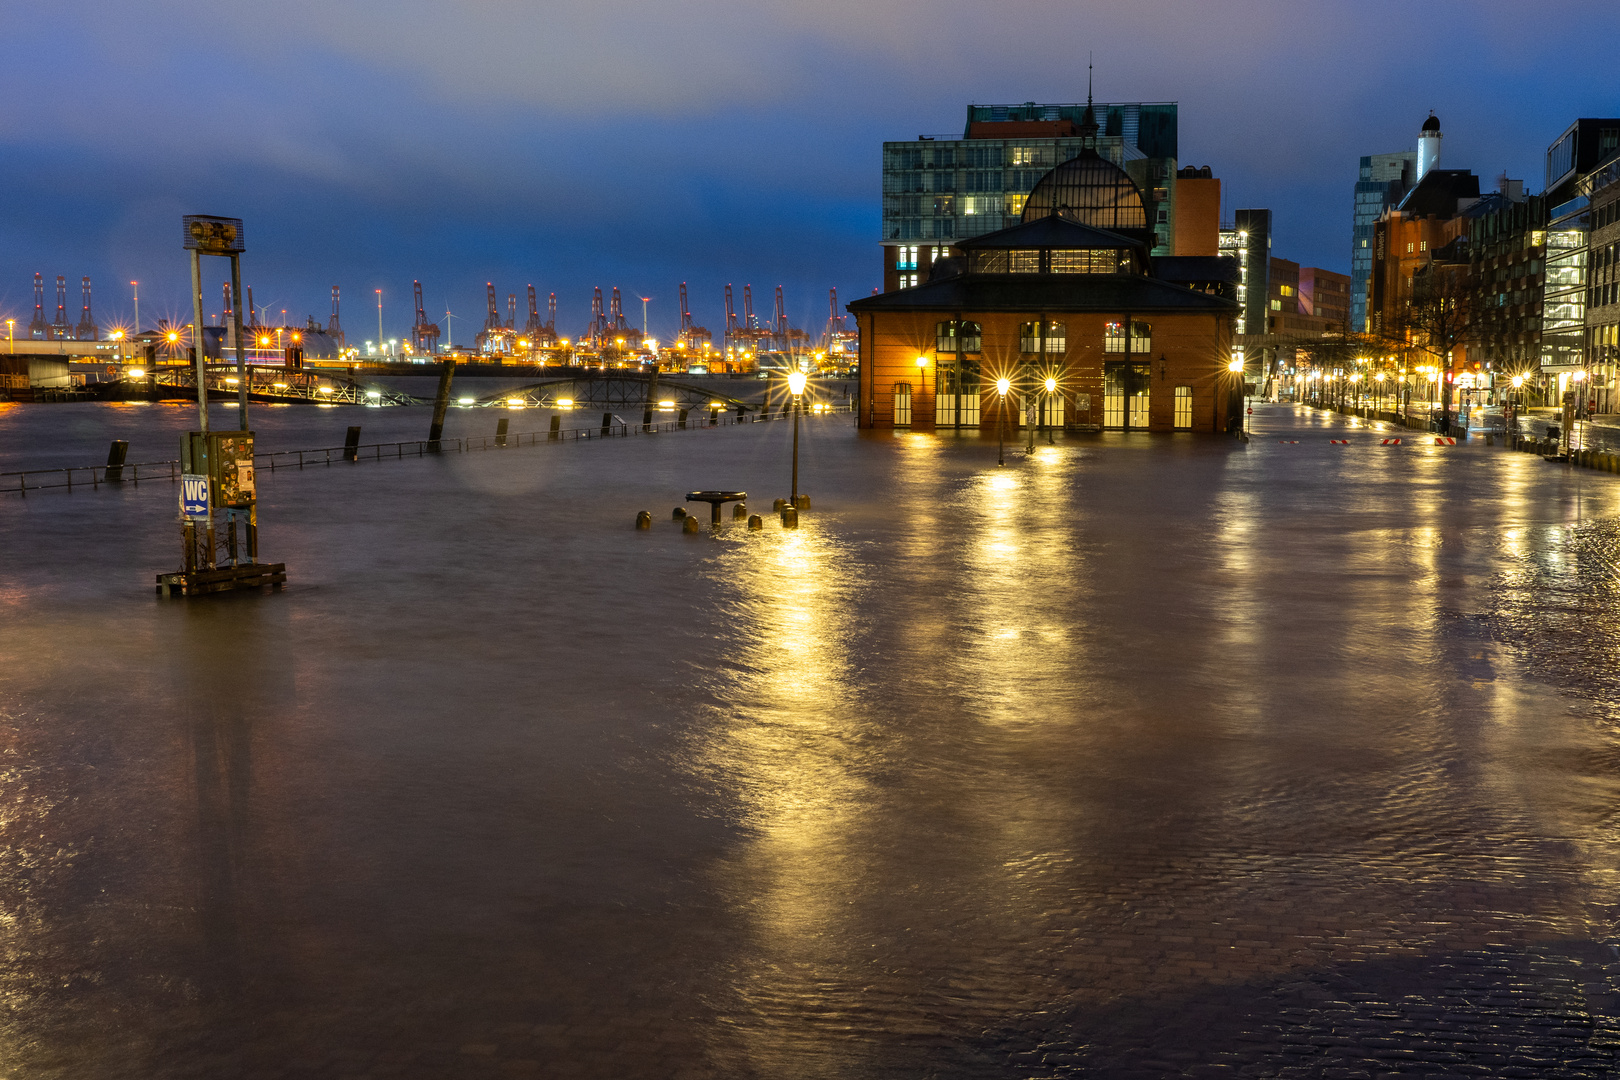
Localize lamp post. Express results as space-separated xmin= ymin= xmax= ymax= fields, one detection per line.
xmin=996 ymin=376 xmax=1010 ymax=465
xmin=131 ymin=281 xmax=139 ymax=335
xmin=1228 ymin=357 xmax=1246 ymax=436
xmin=6 ymin=319 xmax=12 ymax=355
xmin=376 ymin=289 xmax=383 ymax=353
xmin=1044 ymin=376 xmax=1057 ymax=443
xmin=916 ymin=354 xmax=928 ymax=430
xmin=788 ymin=367 xmax=807 ymax=504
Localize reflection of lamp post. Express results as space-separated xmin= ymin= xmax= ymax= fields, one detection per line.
xmin=996 ymin=376 xmax=1010 ymax=465
xmin=788 ymin=367 xmax=807 ymax=504
xmin=1044 ymin=375 xmax=1057 ymax=443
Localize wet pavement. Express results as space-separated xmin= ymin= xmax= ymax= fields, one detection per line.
xmin=3 ymin=402 xmax=1620 ymax=1078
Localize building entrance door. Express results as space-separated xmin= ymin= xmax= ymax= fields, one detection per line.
xmin=1104 ymin=362 xmax=1150 ymax=430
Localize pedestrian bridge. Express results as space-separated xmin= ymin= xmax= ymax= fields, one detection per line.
xmin=465 ymin=372 xmax=756 ymax=411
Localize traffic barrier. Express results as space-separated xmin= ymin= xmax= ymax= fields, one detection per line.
xmin=1380 ymin=438 xmax=1401 ymax=445
xmin=1435 ymin=437 xmax=1456 ymax=445
xmin=1278 ymin=439 xmax=1299 ymax=444
xmin=1329 ymin=439 xmax=1349 ymax=445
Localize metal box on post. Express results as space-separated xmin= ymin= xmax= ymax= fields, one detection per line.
xmin=181 ymin=430 xmax=256 ymax=508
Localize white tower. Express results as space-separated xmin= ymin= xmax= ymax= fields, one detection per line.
xmin=1417 ymin=112 xmax=1442 ymax=180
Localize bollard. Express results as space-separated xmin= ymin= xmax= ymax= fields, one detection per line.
xmin=343 ymin=425 xmax=362 ymax=462
xmin=495 ymin=417 xmax=509 ymax=446
xmin=773 ymin=497 xmax=788 ymax=512
xmin=793 ymin=494 xmax=811 ymax=510
xmin=678 ymin=408 xmax=688 ymax=429
xmin=105 ymin=439 xmax=129 ymax=483
xmin=548 ymin=414 xmax=561 ymax=441
xmin=733 ymin=502 xmax=748 ymax=519
xmin=682 ymin=515 xmax=700 ymax=534
xmin=780 ymin=506 xmax=798 ymax=528
xmin=1485 ymin=433 xmax=1494 ymax=446
xmin=748 ymin=514 xmax=763 ymax=530
xmin=673 ymin=506 xmax=687 ymax=519
xmin=635 ymin=510 xmax=651 ymax=530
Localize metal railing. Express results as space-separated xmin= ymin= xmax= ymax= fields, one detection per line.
xmin=1 ymin=403 xmax=851 ymax=496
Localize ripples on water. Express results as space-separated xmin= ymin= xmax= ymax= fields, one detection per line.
xmin=2 ymin=404 xmax=1620 ymax=1077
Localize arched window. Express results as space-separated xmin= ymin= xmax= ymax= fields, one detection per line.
xmin=935 ymin=321 xmax=982 ymax=353
xmin=1104 ymin=321 xmax=1151 ymax=353
xmin=1019 ymin=321 xmax=1067 ymax=354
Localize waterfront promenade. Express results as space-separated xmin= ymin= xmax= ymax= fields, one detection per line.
xmin=2 ymin=404 xmax=1620 ymax=1077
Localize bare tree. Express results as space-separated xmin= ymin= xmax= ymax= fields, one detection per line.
xmin=1399 ymin=262 xmax=1474 ymax=434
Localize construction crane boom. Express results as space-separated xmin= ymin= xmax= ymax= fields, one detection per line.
xmin=52 ymin=276 xmax=69 ymax=339
xmin=29 ymin=273 xmax=47 ymax=339
xmin=411 ymin=280 xmax=440 ymax=353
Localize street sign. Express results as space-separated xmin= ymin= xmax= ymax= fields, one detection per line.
xmin=180 ymin=473 xmax=210 ymax=519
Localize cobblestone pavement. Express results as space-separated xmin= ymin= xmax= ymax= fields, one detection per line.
xmin=4 ymin=404 xmax=1620 ymax=1078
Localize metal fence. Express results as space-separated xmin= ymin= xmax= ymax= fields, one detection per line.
xmin=2 ymin=403 xmax=851 ymax=496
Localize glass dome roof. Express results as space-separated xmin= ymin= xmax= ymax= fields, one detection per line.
xmin=1020 ymin=150 xmax=1148 ymax=232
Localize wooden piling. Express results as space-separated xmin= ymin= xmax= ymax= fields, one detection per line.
xmin=427 ymin=360 xmax=455 ymax=452
xmin=105 ymin=440 xmax=128 ymax=483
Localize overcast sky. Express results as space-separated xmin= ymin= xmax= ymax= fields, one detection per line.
xmin=1 ymin=0 xmax=1615 ymax=342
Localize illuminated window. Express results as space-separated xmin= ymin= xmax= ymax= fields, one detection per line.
xmin=1420 ymin=240 xmax=1427 ymax=252
xmin=1009 ymin=250 xmax=1041 ymax=273
xmin=1004 ymin=193 xmax=1028 ymax=216
xmin=1271 ymin=299 xmax=1282 ymax=311
xmin=1019 ymin=321 xmax=1067 ymax=353
xmin=935 ymin=321 xmax=981 ymax=353
xmin=1051 ymin=249 xmax=1123 ymax=273
xmin=1104 ymin=321 xmax=1151 ymax=353
xmin=1406 ymin=242 xmax=1415 ymax=253
xmin=893 ymin=382 xmax=912 ymax=426
xmin=1174 ymin=385 xmax=1193 ymax=429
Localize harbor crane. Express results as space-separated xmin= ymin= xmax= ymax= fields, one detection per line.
xmin=411 ymin=280 xmax=440 ymax=354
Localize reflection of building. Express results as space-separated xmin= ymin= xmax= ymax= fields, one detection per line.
xmin=852 ymin=110 xmax=1237 ymax=434
xmin=880 ymin=98 xmax=1179 ymax=291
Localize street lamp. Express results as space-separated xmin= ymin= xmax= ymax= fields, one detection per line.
xmin=995 ymin=376 xmax=1011 ymax=465
xmin=1044 ymin=375 xmax=1057 ymax=444
xmin=788 ymin=367 xmax=807 ymax=505
xmin=1228 ymin=357 xmax=1246 ymax=436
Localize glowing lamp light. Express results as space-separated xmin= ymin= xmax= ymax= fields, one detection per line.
xmin=127 ymin=368 xmax=145 ymax=379
xmin=1228 ymin=358 xmax=1244 ymax=373
xmin=366 ymin=390 xmax=381 ymax=399
xmin=224 ymin=377 xmax=239 ymax=385
xmin=506 ymin=398 xmax=525 ymax=407
xmin=916 ymin=355 xmax=927 ymax=370
xmin=557 ymin=398 xmax=574 ymax=408
xmin=1574 ymin=369 xmax=1588 ymax=382
xmin=458 ymin=396 xmax=474 ymax=405
xmin=787 ymin=370 xmax=807 ymax=396
xmin=317 ymin=385 xmax=333 ymax=393
xmin=166 ymin=332 xmax=179 ymax=343
xmin=659 ymin=399 xmax=675 ymax=408
xmin=1044 ymin=377 xmax=1057 ymax=393
xmin=1511 ymin=375 xmax=1525 ymax=388
xmin=995 ymin=377 xmax=1010 ymax=396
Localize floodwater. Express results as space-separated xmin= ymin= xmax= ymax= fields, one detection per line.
xmin=3 ymin=402 xmax=1620 ymax=1078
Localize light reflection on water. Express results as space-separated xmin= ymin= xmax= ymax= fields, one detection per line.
xmin=1 ymin=406 xmax=1620 ymax=1075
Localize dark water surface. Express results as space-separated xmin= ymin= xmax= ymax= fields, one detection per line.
xmin=3 ymin=403 xmax=1620 ymax=1079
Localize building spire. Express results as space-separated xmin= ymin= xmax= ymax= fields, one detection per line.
xmin=1080 ymin=53 xmax=1099 ymax=148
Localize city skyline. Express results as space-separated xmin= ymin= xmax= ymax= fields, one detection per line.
xmin=0 ymin=0 xmax=1615 ymax=341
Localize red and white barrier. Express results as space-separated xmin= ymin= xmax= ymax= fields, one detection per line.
xmin=1329 ymin=439 xmax=1349 ymax=445
xmin=1381 ymin=438 xmax=1401 ymax=445
xmin=1434 ymin=437 xmax=1456 ymax=445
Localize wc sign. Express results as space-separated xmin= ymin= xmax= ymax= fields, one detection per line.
xmin=180 ymin=473 xmax=210 ymax=519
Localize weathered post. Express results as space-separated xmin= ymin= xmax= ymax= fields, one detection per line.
xmin=427 ymin=359 xmax=455 ymax=452
xmin=548 ymin=415 xmax=561 ymax=441
xmin=643 ymin=366 xmax=660 ymax=431
xmin=105 ymin=440 xmax=128 ymax=483
xmin=678 ymin=408 xmax=688 ymax=429
xmin=601 ymin=413 xmax=612 ymax=437
xmin=343 ymin=426 xmax=361 ymax=462
xmin=495 ymin=417 xmax=509 ymax=446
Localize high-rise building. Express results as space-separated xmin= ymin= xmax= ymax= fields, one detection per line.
xmin=1350 ymin=148 xmax=1419 ymax=332
xmin=880 ymin=100 xmax=1179 ymax=290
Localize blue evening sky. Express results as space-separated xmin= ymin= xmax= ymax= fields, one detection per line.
xmin=0 ymin=0 xmax=1614 ymax=342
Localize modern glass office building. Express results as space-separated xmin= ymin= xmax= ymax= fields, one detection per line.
xmin=881 ymin=102 xmax=1179 ymax=289
xmin=1350 ymin=152 xmax=1417 ymax=333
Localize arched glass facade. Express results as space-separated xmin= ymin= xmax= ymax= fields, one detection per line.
xmin=1021 ymin=152 xmax=1148 ymax=232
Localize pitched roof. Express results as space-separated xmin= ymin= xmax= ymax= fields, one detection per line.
xmin=955 ymin=214 xmax=1145 ymax=251
xmin=846 ymin=274 xmax=1239 ymax=314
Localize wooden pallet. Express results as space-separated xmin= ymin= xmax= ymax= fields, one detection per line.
xmin=155 ymin=562 xmax=287 ymax=597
